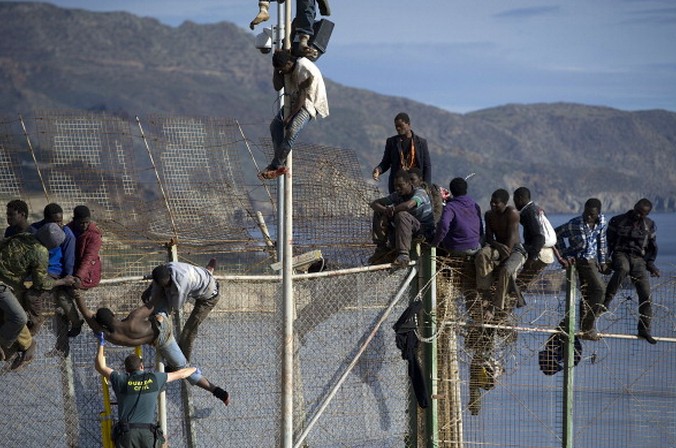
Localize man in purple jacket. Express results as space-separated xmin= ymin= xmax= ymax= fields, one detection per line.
xmin=432 ymin=177 xmax=483 ymax=257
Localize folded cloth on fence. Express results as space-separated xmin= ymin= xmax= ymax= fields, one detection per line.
xmin=393 ymin=300 xmax=429 ymax=408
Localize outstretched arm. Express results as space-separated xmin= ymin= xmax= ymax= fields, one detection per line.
xmin=167 ymin=367 xmax=197 ymax=383
xmin=73 ymin=290 xmax=103 ymax=333
xmin=94 ymin=337 xmax=113 ymax=379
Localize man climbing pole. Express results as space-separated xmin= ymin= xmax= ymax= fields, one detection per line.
xmin=258 ymin=49 xmax=329 ymax=180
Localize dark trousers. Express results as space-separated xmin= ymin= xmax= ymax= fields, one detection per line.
xmin=178 ymin=286 xmax=220 ymax=361
xmin=372 ymin=210 xmax=425 ymax=255
xmin=605 ymin=252 xmax=652 ymax=332
xmin=576 ymin=259 xmax=606 ymax=331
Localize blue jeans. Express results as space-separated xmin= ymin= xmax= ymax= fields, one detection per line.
xmin=269 ymin=107 xmax=311 ymax=169
xmin=0 ymin=284 xmax=28 ymax=348
xmin=153 ymin=315 xmax=202 ymax=385
xmin=294 ymin=0 xmax=317 ymax=37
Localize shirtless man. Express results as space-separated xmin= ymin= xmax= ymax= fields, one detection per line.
xmin=474 ymin=189 xmax=526 ymax=312
xmin=72 ymin=293 xmax=230 ymax=406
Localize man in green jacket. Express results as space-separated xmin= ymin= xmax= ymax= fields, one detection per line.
xmin=0 ymin=223 xmax=74 ymax=369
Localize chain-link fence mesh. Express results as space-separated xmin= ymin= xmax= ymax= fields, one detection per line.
xmin=435 ymin=257 xmax=676 ymax=448
xmin=1 ymin=111 xmax=674 ymax=447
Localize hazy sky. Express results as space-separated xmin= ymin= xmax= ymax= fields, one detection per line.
xmin=11 ymin=0 xmax=676 ymax=113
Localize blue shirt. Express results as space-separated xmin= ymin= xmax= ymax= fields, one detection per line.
xmin=30 ymin=220 xmax=76 ymax=277
xmin=555 ymin=214 xmax=608 ymax=264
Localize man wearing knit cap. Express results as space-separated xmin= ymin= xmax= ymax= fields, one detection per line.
xmin=31 ymin=203 xmax=82 ymax=349
xmin=0 ymin=222 xmax=75 ymax=369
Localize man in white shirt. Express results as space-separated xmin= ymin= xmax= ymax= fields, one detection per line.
xmin=259 ymin=49 xmax=329 ymax=180
xmin=144 ymin=260 xmax=219 ymax=361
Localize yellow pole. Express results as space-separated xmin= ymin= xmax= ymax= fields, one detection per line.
xmin=100 ymin=374 xmax=114 ymax=447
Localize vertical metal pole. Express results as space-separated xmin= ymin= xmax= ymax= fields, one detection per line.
xmin=19 ymin=113 xmax=50 ymax=203
xmin=275 ymin=2 xmax=286 ymax=264
xmin=562 ymin=265 xmax=576 ymax=448
xmin=423 ymin=247 xmax=439 ymax=447
xmin=280 ymin=1 xmax=294 ymax=447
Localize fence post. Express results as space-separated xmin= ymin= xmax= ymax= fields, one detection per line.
xmin=422 ymin=246 xmax=439 ymax=447
xmin=562 ymin=265 xmax=576 ymax=448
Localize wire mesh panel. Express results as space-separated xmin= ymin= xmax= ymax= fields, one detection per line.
xmin=294 ymin=269 xmax=414 ymax=447
xmin=1 ymin=111 xmax=675 ymax=448
xmin=435 ymin=258 xmax=676 ymax=448
xmin=0 ymin=116 xmax=25 ymax=198
xmin=0 ymin=270 xmax=415 ymax=447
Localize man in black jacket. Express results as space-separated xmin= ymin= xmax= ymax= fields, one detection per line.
xmin=372 ymin=112 xmax=431 ymax=193
xmin=513 ymin=187 xmax=556 ymax=304
xmin=604 ymin=198 xmax=660 ymax=344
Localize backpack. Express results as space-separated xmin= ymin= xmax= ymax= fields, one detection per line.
xmin=536 ymin=207 xmax=557 ymax=248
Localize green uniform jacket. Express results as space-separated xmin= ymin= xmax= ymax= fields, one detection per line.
xmin=0 ymin=233 xmax=55 ymax=292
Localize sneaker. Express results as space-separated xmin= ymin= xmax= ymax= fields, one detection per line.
xmin=578 ymin=329 xmax=601 ymax=341
xmin=637 ymin=329 xmax=657 ymax=345
xmin=11 ymin=340 xmax=37 ymax=371
xmin=391 ymin=254 xmax=410 ymax=269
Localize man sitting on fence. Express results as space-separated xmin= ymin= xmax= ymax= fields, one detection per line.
xmin=0 ymin=223 xmax=75 ymax=369
xmin=368 ymin=170 xmax=435 ymax=269
xmin=474 ymin=189 xmax=524 ymax=316
xmin=73 ymin=292 xmax=230 ymax=406
xmin=513 ymin=187 xmax=557 ymax=302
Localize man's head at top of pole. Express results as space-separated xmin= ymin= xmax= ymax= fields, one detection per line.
xmin=273 ymin=49 xmax=296 ymax=74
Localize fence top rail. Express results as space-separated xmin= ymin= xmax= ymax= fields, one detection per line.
xmin=97 ymin=262 xmax=404 ymax=285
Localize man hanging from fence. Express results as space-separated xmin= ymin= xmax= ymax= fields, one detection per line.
xmin=73 ymin=292 xmax=231 ymax=406
xmin=142 ymin=259 xmax=219 ymax=361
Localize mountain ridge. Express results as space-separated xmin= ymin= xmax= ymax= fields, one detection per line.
xmin=1 ymin=1 xmax=675 ymax=213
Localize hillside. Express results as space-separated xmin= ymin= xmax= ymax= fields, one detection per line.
xmin=1 ymin=1 xmax=675 ymax=212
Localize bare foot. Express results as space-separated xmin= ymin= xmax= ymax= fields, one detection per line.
xmin=249 ymin=10 xmax=270 ymax=30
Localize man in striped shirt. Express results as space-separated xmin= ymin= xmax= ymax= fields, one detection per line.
xmin=554 ymin=198 xmax=609 ymax=341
